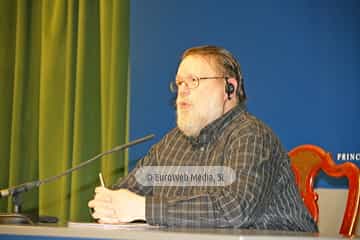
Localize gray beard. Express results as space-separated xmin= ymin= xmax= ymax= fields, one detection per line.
xmin=177 ymin=116 xmax=202 ymax=137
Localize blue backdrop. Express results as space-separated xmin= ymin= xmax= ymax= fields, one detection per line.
xmin=128 ymin=0 xmax=360 ymax=188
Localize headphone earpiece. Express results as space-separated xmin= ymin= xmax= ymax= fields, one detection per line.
xmin=225 ymin=82 xmax=234 ymax=100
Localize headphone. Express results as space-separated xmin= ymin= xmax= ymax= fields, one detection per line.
xmin=225 ymin=77 xmax=235 ymax=100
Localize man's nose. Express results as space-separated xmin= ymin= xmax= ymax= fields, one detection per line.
xmin=178 ymin=85 xmax=190 ymax=97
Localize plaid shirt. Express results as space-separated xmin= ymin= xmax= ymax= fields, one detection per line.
xmin=114 ymin=103 xmax=318 ymax=232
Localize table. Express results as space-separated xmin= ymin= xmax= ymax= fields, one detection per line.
xmin=0 ymin=224 xmax=348 ymax=240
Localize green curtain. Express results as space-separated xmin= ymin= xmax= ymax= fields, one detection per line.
xmin=0 ymin=0 xmax=130 ymax=224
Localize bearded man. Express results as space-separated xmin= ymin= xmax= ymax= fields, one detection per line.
xmin=88 ymin=45 xmax=318 ymax=232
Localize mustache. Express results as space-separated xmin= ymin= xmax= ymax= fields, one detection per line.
xmin=176 ymin=98 xmax=191 ymax=104
xmin=171 ymin=96 xmax=192 ymax=110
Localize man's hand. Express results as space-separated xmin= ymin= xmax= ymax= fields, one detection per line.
xmin=88 ymin=187 xmax=145 ymax=224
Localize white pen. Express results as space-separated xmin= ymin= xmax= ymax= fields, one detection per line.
xmin=99 ymin=172 xmax=105 ymax=187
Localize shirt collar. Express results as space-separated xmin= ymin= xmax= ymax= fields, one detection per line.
xmin=186 ymin=102 xmax=247 ymax=147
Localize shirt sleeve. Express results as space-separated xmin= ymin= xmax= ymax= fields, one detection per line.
xmin=145 ymin=133 xmax=279 ymax=227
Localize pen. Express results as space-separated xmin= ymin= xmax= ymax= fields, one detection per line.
xmin=99 ymin=172 xmax=105 ymax=187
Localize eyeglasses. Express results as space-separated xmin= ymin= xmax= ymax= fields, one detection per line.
xmin=170 ymin=76 xmax=227 ymax=93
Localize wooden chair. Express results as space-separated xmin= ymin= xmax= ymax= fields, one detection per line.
xmin=288 ymin=144 xmax=360 ymax=237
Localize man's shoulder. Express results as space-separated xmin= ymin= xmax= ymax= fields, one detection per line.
xmin=229 ymin=111 xmax=276 ymax=138
xmin=226 ymin=111 xmax=288 ymax=160
xmin=226 ymin=111 xmax=286 ymax=152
